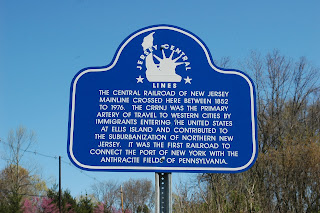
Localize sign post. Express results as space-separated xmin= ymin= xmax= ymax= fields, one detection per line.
xmin=155 ymin=173 xmax=172 ymax=213
xmin=67 ymin=25 xmax=258 ymax=212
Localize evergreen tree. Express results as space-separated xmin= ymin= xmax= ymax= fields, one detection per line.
xmin=77 ymin=194 xmax=94 ymax=213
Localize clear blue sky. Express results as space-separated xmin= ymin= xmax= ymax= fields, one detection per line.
xmin=1 ymin=0 xmax=319 ymax=197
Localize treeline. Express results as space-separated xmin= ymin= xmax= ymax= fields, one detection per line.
xmin=172 ymin=51 xmax=320 ymax=212
xmin=1 ymin=50 xmax=319 ymax=212
xmin=0 ymin=163 xmax=154 ymax=213
xmin=0 ymin=127 xmax=154 ymax=212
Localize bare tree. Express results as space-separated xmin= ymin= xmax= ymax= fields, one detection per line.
xmin=173 ymin=177 xmax=210 ymax=213
xmin=91 ymin=180 xmax=120 ymax=211
xmin=122 ymin=178 xmax=154 ymax=213
xmin=0 ymin=126 xmax=46 ymax=212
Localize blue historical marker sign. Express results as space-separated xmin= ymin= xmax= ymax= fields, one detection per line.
xmin=67 ymin=25 xmax=258 ymax=173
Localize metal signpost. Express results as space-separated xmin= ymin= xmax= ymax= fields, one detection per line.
xmin=67 ymin=25 xmax=258 ymax=213
xmin=155 ymin=173 xmax=172 ymax=213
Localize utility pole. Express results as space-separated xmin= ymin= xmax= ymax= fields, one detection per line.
xmin=121 ymin=185 xmax=124 ymax=213
xmin=59 ymin=156 xmax=62 ymax=213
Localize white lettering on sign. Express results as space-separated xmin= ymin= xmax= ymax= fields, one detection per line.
xmin=92 ymin=88 xmax=239 ymax=167
xmin=208 ymin=91 xmax=229 ymax=97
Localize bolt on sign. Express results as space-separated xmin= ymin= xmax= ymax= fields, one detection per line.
xmin=67 ymin=25 xmax=258 ymax=173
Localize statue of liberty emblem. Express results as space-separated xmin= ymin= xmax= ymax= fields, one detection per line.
xmin=140 ymin=32 xmax=190 ymax=83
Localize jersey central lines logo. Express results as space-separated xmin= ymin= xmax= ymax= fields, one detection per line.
xmin=143 ymin=32 xmax=184 ymax=82
xmin=136 ymin=32 xmax=192 ymax=86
